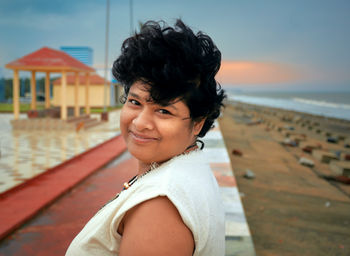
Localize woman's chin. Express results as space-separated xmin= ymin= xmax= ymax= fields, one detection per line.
xmin=129 ymin=150 xmax=173 ymax=166
xmin=129 ymin=149 xmax=156 ymax=164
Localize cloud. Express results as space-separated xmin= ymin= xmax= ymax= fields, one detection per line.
xmin=216 ymin=60 xmax=301 ymax=85
xmin=301 ymin=65 xmax=350 ymax=84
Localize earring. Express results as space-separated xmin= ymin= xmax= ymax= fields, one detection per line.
xmin=195 ymin=139 xmax=204 ymax=149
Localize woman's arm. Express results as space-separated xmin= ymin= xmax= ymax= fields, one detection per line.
xmin=119 ymin=196 xmax=195 ymax=256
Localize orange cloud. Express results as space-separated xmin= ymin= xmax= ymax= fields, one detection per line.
xmin=216 ymin=60 xmax=301 ymax=85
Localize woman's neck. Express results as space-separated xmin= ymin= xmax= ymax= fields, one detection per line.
xmin=137 ymin=162 xmax=151 ymax=176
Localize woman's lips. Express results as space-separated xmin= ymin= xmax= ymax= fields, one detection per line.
xmin=129 ymin=131 xmax=159 ymax=143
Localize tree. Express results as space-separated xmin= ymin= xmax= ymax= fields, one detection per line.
xmin=4 ymin=78 xmax=13 ymax=100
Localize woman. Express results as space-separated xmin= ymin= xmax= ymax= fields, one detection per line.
xmin=66 ymin=19 xmax=226 ymax=256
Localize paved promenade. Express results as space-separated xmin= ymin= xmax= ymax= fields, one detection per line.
xmin=0 ymin=111 xmax=121 ymax=193
xmin=0 ymin=120 xmax=256 ymax=255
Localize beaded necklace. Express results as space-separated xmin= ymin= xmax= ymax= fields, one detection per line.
xmin=120 ymin=161 xmax=158 ymax=191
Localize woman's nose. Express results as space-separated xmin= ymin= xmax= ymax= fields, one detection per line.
xmin=132 ymin=109 xmax=154 ymax=131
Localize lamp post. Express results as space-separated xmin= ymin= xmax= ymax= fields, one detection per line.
xmin=130 ymin=0 xmax=134 ymax=35
xmin=103 ymin=0 xmax=110 ymax=115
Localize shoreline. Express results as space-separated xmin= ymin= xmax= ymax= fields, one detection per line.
xmin=230 ymin=99 xmax=350 ymax=123
xmin=227 ymin=99 xmax=350 ymax=139
xmin=227 ymin=99 xmax=350 ymax=122
xmin=226 ymin=90 xmax=350 ymax=122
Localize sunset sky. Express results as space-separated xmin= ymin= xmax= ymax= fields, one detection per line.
xmin=1 ymin=0 xmax=349 ymax=91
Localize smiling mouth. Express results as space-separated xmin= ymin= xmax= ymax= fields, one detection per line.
xmin=129 ymin=131 xmax=159 ymax=143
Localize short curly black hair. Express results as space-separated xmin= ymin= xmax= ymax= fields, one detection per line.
xmin=112 ymin=19 xmax=226 ymax=137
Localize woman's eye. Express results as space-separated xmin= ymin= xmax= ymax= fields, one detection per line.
xmin=158 ymin=109 xmax=171 ymax=115
xmin=128 ymin=99 xmax=140 ymax=105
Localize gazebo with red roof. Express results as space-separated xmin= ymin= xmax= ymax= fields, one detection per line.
xmin=5 ymin=47 xmax=95 ymax=120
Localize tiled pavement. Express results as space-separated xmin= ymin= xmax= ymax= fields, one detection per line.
xmin=0 ymin=135 xmax=126 ymax=241
xmin=202 ymin=125 xmax=256 ymax=256
xmin=0 ymin=117 xmax=256 ymax=255
xmin=0 ymin=111 xmax=121 ymax=193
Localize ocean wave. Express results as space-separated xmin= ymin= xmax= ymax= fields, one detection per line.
xmin=292 ymin=97 xmax=350 ymax=109
xmin=228 ymin=94 xmax=350 ymax=121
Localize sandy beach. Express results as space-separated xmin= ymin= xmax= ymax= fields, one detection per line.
xmin=219 ymin=101 xmax=350 ymax=256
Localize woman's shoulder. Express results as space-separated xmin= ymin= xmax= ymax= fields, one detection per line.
xmin=163 ymin=150 xmax=209 ymax=175
xmin=139 ymin=150 xmax=219 ymax=204
xmin=146 ymin=150 xmax=213 ymax=188
xmin=125 ymin=149 xmax=221 ymax=213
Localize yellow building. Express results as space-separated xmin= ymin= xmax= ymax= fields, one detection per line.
xmin=52 ymin=74 xmax=112 ymax=107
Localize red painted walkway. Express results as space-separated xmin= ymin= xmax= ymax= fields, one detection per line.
xmin=0 ymin=153 xmax=137 ymax=256
xmin=0 ymin=135 xmax=126 ymax=241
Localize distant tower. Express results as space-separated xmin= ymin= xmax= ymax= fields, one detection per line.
xmin=60 ymin=46 xmax=93 ymax=66
xmin=0 ymin=78 xmax=4 ymax=102
xmin=0 ymin=68 xmax=4 ymax=102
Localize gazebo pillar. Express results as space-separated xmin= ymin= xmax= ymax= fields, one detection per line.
xmin=74 ymin=72 xmax=80 ymax=117
xmin=13 ymin=70 xmax=20 ymax=120
xmin=85 ymin=72 xmax=90 ymax=115
xmin=61 ymin=71 xmax=67 ymax=120
xmin=30 ymin=71 xmax=37 ymax=110
xmin=45 ymin=71 xmax=50 ymax=109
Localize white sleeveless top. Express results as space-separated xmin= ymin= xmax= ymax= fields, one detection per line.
xmin=66 ymin=150 xmax=225 ymax=255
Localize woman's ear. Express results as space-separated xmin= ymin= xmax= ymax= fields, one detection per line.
xmin=193 ymin=118 xmax=206 ymax=136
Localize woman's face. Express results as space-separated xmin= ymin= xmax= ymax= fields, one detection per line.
xmin=120 ymin=81 xmax=204 ymax=166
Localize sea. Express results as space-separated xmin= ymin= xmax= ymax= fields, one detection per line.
xmin=226 ymin=89 xmax=350 ymax=121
